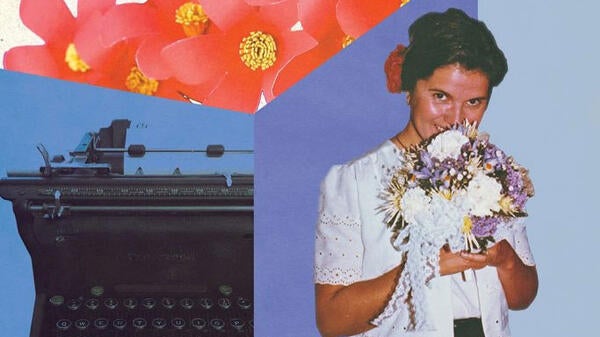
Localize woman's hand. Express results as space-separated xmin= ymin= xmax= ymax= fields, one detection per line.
xmin=458 ymin=240 xmax=538 ymax=310
xmin=439 ymin=244 xmax=487 ymax=276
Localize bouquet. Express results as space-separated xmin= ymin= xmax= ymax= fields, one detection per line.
xmin=374 ymin=122 xmax=534 ymax=330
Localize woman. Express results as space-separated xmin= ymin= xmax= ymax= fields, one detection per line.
xmin=314 ymin=8 xmax=538 ymax=337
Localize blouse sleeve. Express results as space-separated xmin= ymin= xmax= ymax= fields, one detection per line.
xmin=495 ymin=217 xmax=536 ymax=266
xmin=314 ymin=164 xmax=364 ymax=285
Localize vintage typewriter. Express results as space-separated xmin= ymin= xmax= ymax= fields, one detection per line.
xmin=0 ymin=120 xmax=254 ymax=337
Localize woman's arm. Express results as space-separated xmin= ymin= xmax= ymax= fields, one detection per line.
xmin=315 ymin=249 xmax=489 ymax=337
xmin=461 ymin=240 xmax=538 ymax=310
xmin=315 ymin=265 xmax=402 ymax=337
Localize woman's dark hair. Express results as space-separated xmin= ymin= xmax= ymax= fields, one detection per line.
xmin=400 ymin=8 xmax=507 ymax=93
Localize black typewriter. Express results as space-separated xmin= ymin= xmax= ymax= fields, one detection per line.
xmin=0 ymin=120 xmax=254 ymax=337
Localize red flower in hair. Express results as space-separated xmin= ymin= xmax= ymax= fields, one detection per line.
xmin=384 ymin=44 xmax=406 ymax=93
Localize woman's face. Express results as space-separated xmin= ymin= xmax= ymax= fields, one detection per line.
xmin=404 ymin=64 xmax=490 ymax=144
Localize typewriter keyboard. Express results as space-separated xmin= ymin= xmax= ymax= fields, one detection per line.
xmin=45 ymin=287 xmax=253 ymax=337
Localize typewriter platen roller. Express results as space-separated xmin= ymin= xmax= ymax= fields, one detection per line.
xmin=0 ymin=120 xmax=254 ymax=337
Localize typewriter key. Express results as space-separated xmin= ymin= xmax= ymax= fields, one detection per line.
xmin=49 ymin=295 xmax=64 ymax=307
xmin=172 ymin=317 xmax=186 ymax=330
xmin=133 ymin=317 xmax=147 ymax=330
xmin=85 ymin=298 xmax=99 ymax=310
xmin=218 ymin=297 xmax=232 ymax=310
xmin=161 ymin=297 xmax=176 ymax=309
xmin=152 ymin=317 xmax=167 ymax=329
xmin=123 ymin=297 xmax=138 ymax=309
xmin=237 ymin=297 xmax=252 ymax=310
xmin=191 ymin=318 xmax=207 ymax=330
xmin=113 ymin=318 xmax=127 ymax=330
xmin=142 ymin=297 xmax=156 ymax=310
xmin=230 ymin=318 xmax=245 ymax=331
xmin=90 ymin=285 xmax=104 ymax=297
xmin=56 ymin=319 xmax=72 ymax=331
xmin=94 ymin=318 xmax=109 ymax=330
xmin=104 ymin=297 xmax=118 ymax=310
xmin=210 ymin=318 xmax=225 ymax=331
xmin=66 ymin=298 xmax=83 ymax=311
xmin=180 ymin=297 xmax=194 ymax=309
xmin=74 ymin=319 xmax=90 ymax=330
xmin=219 ymin=284 xmax=233 ymax=296
xmin=199 ymin=298 xmax=213 ymax=310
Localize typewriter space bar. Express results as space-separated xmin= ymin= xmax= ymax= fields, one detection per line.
xmin=29 ymin=205 xmax=253 ymax=213
xmin=114 ymin=283 xmax=208 ymax=294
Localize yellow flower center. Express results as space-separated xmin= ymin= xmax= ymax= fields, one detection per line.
xmin=342 ymin=35 xmax=355 ymax=48
xmin=64 ymin=43 xmax=90 ymax=72
xmin=239 ymin=31 xmax=277 ymax=71
xmin=175 ymin=2 xmax=209 ymax=37
xmin=462 ymin=216 xmax=473 ymax=234
xmin=125 ymin=67 xmax=159 ymax=95
xmin=400 ymin=0 xmax=411 ymax=7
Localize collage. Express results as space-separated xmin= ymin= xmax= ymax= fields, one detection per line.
xmin=1 ymin=0 xmax=598 ymax=336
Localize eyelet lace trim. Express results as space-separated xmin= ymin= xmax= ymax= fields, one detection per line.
xmin=314 ymin=266 xmax=361 ymax=285
xmin=318 ymin=212 xmax=360 ymax=229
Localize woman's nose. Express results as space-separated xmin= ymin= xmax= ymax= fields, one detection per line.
xmin=444 ymin=104 xmax=463 ymax=124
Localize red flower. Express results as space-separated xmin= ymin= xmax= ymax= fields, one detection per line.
xmin=384 ymin=44 xmax=406 ymax=93
xmin=157 ymin=0 xmax=317 ymax=113
xmin=3 ymin=0 xmax=164 ymax=94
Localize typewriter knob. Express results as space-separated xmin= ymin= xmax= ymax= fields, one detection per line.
xmin=210 ymin=318 xmax=225 ymax=331
xmin=74 ymin=319 xmax=90 ymax=330
xmin=56 ymin=319 xmax=72 ymax=331
xmin=191 ymin=318 xmax=207 ymax=330
xmin=133 ymin=317 xmax=147 ymax=330
xmin=152 ymin=317 xmax=167 ymax=329
xmin=113 ymin=318 xmax=127 ymax=330
xmin=85 ymin=298 xmax=99 ymax=310
xmin=218 ymin=297 xmax=232 ymax=310
xmin=172 ymin=317 xmax=186 ymax=330
xmin=230 ymin=318 xmax=245 ymax=331
xmin=94 ymin=318 xmax=109 ymax=330
xmin=90 ymin=285 xmax=104 ymax=297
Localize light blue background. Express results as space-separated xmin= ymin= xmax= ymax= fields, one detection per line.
xmin=256 ymin=0 xmax=599 ymax=336
xmin=0 ymin=70 xmax=254 ymax=335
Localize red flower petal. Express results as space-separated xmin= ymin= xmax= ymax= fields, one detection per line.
xmin=336 ymin=0 xmax=402 ymax=38
xmin=257 ymin=0 xmax=300 ymax=32
xmin=77 ymin=0 xmax=115 ymax=21
xmin=299 ymin=0 xmax=339 ymax=40
xmin=161 ymin=35 xmax=228 ymax=85
xmin=244 ymin=0 xmax=290 ymax=5
xmin=203 ymin=72 xmax=263 ymax=113
xmin=136 ymin=35 xmax=175 ymax=80
xmin=3 ymin=45 xmax=60 ymax=78
xmin=100 ymin=4 xmax=160 ymax=48
xmin=199 ymin=0 xmax=256 ymax=31
xmin=20 ymin=0 xmax=76 ymax=44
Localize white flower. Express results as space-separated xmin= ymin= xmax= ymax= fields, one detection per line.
xmin=464 ymin=172 xmax=502 ymax=217
xmin=428 ymin=193 xmax=465 ymax=234
xmin=426 ymin=130 xmax=469 ymax=160
xmin=400 ymin=187 xmax=431 ymax=225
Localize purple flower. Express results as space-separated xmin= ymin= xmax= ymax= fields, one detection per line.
xmin=471 ymin=216 xmax=501 ymax=237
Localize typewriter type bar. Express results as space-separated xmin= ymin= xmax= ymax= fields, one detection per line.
xmin=0 ymin=120 xmax=254 ymax=337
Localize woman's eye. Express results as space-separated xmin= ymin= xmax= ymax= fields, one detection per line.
xmin=466 ymin=98 xmax=482 ymax=106
xmin=433 ymin=92 xmax=447 ymax=100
